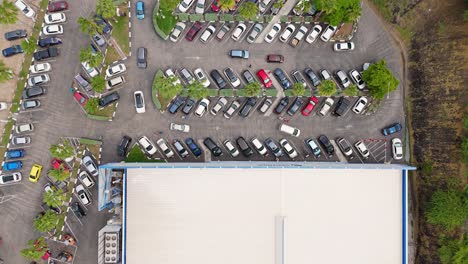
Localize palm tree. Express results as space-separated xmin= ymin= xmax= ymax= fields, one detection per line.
xmin=155 ymin=75 xmax=182 ymax=100
xmin=0 ymin=60 xmax=13 ymax=83
xmin=21 ymin=37 xmax=37 ymax=55
xmin=219 ymin=0 xmax=236 ymax=12
xmin=20 ymin=237 xmax=48 ymax=261
xmin=77 ymin=16 xmax=101 ymax=36
xmin=33 ymin=210 xmax=59 ymax=233
xmin=96 ymin=0 xmax=116 ymax=21
xmin=49 ymin=166 xmax=69 ymax=182
xmin=0 ymin=0 xmax=18 ymax=25
xmin=79 ymin=47 xmax=103 ymax=68
xmin=244 ymin=82 xmax=261 ymax=97
xmin=43 ymin=188 xmax=65 ymax=208
xmin=318 ymin=80 xmax=336 ymax=96
xmin=187 ymin=81 xmax=208 ymax=100
xmin=91 ymin=75 xmax=106 ymax=93
xmin=50 ymin=142 xmax=74 ymax=160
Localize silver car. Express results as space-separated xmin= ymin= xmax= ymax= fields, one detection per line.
xmin=82 ymin=155 xmax=98 ymax=177
xmin=247 ymin=23 xmax=263 ymax=44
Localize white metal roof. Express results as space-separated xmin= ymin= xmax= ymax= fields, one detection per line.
xmin=124 ymin=167 xmax=403 ymax=264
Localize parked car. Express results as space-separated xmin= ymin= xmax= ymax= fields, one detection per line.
xmin=336 ymin=137 xmax=354 ymax=158
xmin=78 ymin=171 xmax=95 ymax=188
xmin=106 ymin=76 xmax=125 ymax=90
xmin=81 ymin=61 xmax=99 ymax=78
xmin=195 ymin=0 xmax=205 ymax=14
xmin=138 ymin=136 xmax=157 ymax=155
xmin=224 ymin=67 xmax=240 ymax=87
xmin=136 ymin=1 xmax=145 ymax=19
xmin=21 ymin=100 xmax=41 ymax=110
xmin=301 ymin=96 xmax=319 ymax=116
xmin=204 ymin=137 xmax=222 ymax=156
xmin=15 ymin=123 xmax=34 ymax=133
xmin=170 ymin=123 xmax=190 ymax=133
xmin=71 ymin=202 xmax=85 ymax=218
xmin=305 ymin=24 xmax=322 ymax=44
xmin=22 ymin=86 xmax=46 ymax=99
xmin=0 ymin=172 xmax=22 ymax=185
xmin=210 ymin=69 xmax=227 ymax=89
xmin=265 ymin=23 xmax=281 ymax=43
xmin=223 ymin=139 xmax=239 ymax=157
xmin=349 ymin=70 xmax=366 ymax=90
xmin=178 ymin=0 xmax=195 ymax=12
xmin=194 ymin=98 xmax=210 ymax=117
xmin=33 ymin=47 xmax=59 ymax=60
xmin=231 ymin=23 xmax=247 ymax=41
xmin=273 ymin=68 xmax=291 ymax=89
xmin=6 ymin=149 xmax=25 ymax=159
xmin=318 ymin=97 xmax=334 ymax=116
xmin=335 ymin=70 xmax=351 ymax=88
xmin=182 ymin=98 xmax=196 ymax=114
xmin=27 ymin=74 xmax=50 ymax=86
xmin=30 ymin=63 xmax=51 ymax=74
xmin=47 ymin=1 xmax=68 ymax=12
xmin=51 ymin=158 xmax=69 ymax=171
xmin=3 ymin=161 xmax=22 ymax=171
xmin=392 ymin=138 xmax=403 ymax=160
xmin=76 ymin=184 xmax=91 ymax=205
xmin=292 ymin=71 xmax=306 ymax=88
xmin=170 ymin=22 xmax=186 ymax=42
xmin=243 ymin=70 xmax=255 ymax=84
xmin=382 ymin=123 xmax=402 ymax=136
xmin=42 ymin=25 xmax=63 ymax=35
xmin=216 ymin=24 xmax=230 ymax=40
xmin=318 ymin=135 xmax=334 ymax=157
xmin=157 ymin=138 xmax=174 ymax=158
xmin=117 ymin=136 xmax=132 ymax=157
xmin=185 ymin=22 xmax=202 ymax=41
xmin=105 ymin=63 xmax=126 ymax=79
xmin=224 ymin=100 xmax=241 ymax=118
xmin=280 ymin=24 xmax=296 ymax=42
xmin=355 ymin=140 xmax=370 ymax=159
xmin=250 ymin=138 xmax=267 ymax=156
xmin=229 ymin=49 xmax=249 ymax=59
xmin=333 ymin=97 xmax=351 ymax=117
xmin=98 ymin=92 xmax=120 ymax=107
xmin=29 ymin=163 xmax=42 ymax=182
xmin=82 ymin=155 xmax=98 ymax=177
xmin=274 ymin=97 xmax=289 ymax=114
xmin=287 ymin=97 xmax=304 ymax=116
xmin=194 ymin=68 xmax=210 ymax=87
xmin=258 ymin=98 xmax=272 ymax=113
xmin=38 ymin=37 xmax=62 ymax=48
xmin=211 ymin=0 xmax=220 ymax=12
xmin=73 ymin=91 xmax=88 ymax=106
xmin=2 ymin=45 xmax=23 ymax=57
xmin=136 ymin=47 xmax=147 ymax=69
xmin=334 ymin=42 xmax=355 ymax=52
xmin=4 ymin=29 xmax=27 ymax=41
xmin=290 ymin=25 xmax=307 ymax=47
xmin=279 ymin=123 xmax=301 ymax=137
xmin=259 ymin=0 xmax=272 ymax=13
xmin=185 ymin=138 xmax=202 ymax=157
xmin=265 ymin=138 xmax=283 ymax=157
xmin=267 ymin=54 xmax=284 ymax=63
xmin=93 ymin=15 xmax=112 ymax=34
xmin=168 ymin=97 xmax=185 ymax=114
xmin=92 ymin=33 xmax=106 ymax=46
xmin=200 ymin=25 xmax=216 ymax=42
xmin=303 ymin=68 xmax=321 ymax=87
xmin=210 ymin=97 xmax=227 ymax=116
xmin=236 ymin=137 xmax=253 ymax=157
xmin=305 ymin=138 xmax=321 ymax=157
xmin=280 ymin=139 xmax=298 ymax=159
xmin=319 ymin=69 xmax=331 ymax=80
xmin=239 ymin=97 xmax=257 ymax=117
xmin=179 ymin=67 xmax=194 ymax=84
xmin=173 ymin=140 xmax=189 ymax=158
xmin=352 ymin=96 xmax=368 ymax=114
xmin=133 ymin=91 xmax=145 ymax=113
xmin=165 ymin=68 xmax=181 ymax=85
xmin=247 ymin=23 xmax=263 ymax=43
xmin=256 ymin=69 xmax=272 ymax=88
xmin=15 ymin=0 xmax=35 ymax=18
xmin=320 ymin=25 xmax=337 ymax=42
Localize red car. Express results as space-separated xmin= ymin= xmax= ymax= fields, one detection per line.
xmin=211 ymin=0 xmax=220 ymax=12
xmin=301 ymin=96 xmax=319 ymax=116
xmin=47 ymin=1 xmax=68 ymax=13
xmin=256 ymin=69 xmax=272 ymax=88
xmin=73 ymin=90 xmax=88 ymax=106
xmin=185 ymin=22 xmax=202 ymax=41
xmin=51 ymin=158 xmax=70 ymax=172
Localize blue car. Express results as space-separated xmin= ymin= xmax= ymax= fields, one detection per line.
xmin=185 ymin=138 xmax=201 ymax=157
xmin=136 ymin=1 xmax=145 ymax=20
xmin=3 ymin=161 xmax=23 ymax=171
xmin=168 ymin=97 xmax=185 ymax=114
xmin=2 ymin=45 xmax=23 ymax=57
xmin=273 ymin=68 xmax=292 ymax=90
xmin=6 ymin=149 xmax=25 ymax=159
xmin=382 ymin=123 xmax=402 ymax=136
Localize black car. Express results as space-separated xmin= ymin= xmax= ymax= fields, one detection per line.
xmin=304 ymin=68 xmax=321 ymax=87
xmin=182 ymin=98 xmax=196 ymax=114
xmin=210 ymin=70 xmax=227 ymax=89
xmin=94 ymin=15 xmax=113 ymax=34
xmin=71 ymin=202 xmax=86 ymax=218
xmin=117 ymin=136 xmax=132 ymax=157
xmin=265 ymin=138 xmax=284 ymax=157
xmin=38 ymin=37 xmax=62 ymax=48
xmin=41 ymin=202 xmax=61 ymax=214
xmin=242 ymin=70 xmax=255 ymax=83
xmin=136 ymin=47 xmax=147 ymax=69
xmin=274 ymin=97 xmax=289 ymax=114
xmin=318 ymin=135 xmax=334 ymax=157
xmin=203 ymin=137 xmax=222 ymax=157
xmin=273 ymin=68 xmax=292 ymax=90
xmin=382 ymin=122 xmax=402 ymax=136
xmin=333 ymin=97 xmax=350 ymax=117
xmin=238 ymin=97 xmax=257 ymax=117
xmin=22 ymin=86 xmax=46 ymax=99
xmin=2 ymin=45 xmax=23 ymax=57
xmin=33 ymin=47 xmax=59 ymax=61
xmin=168 ymin=97 xmax=185 ymax=114
xmin=98 ymin=91 xmax=120 ymax=107
xmin=287 ymin=97 xmax=304 ymax=116
xmin=4 ymin=29 xmax=27 ymax=41
xmin=236 ymin=137 xmax=253 ymax=157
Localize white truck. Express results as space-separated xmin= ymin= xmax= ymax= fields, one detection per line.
xmin=290 ymin=26 xmax=308 ymax=47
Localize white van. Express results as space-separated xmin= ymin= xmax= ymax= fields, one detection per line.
xmin=279 ymin=124 xmax=301 ymax=137
xmin=106 ymin=76 xmax=125 ymax=90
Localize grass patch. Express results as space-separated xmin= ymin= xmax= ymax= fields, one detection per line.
xmin=112 ymin=5 xmax=130 ymax=55
xmin=190 ymin=14 xmax=203 ymax=22
xmin=152 ymin=70 xmax=172 ymax=109
xmin=236 ymin=89 xmax=263 ymax=97
xmin=284 ymin=90 xmax=295 ymax=97
xmin=219 ymin=89 xmax=235 ymax=97
xmin=79 ymin=138 xmax=102 ymax=146
xmin=93 ymin=103 xmax=116 ymax=118
xmin=207 ymin=89 xmax=218 ymax=97
xmin=371 ymin=0 xmax=393 ymax=21
xmin=205 ymin=13 xmax=218 ymax=21
xmin=104 ymin=46 xmax=120 ymax=67
xmin=265 ymin=89 xmax=278 ymax=97
xmin=396 ymin=25 xmax=414 ymax=46
xmin=125 ymin=145 xmax=157 ymax=162
xmin=155 ymin=9 xmax=177 ymax=35
xmin=1 ymin=119 xmax=14 ymax=146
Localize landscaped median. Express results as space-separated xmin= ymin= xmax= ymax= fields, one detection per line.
xmin=153 ymin=0 xmax=177 ymax=40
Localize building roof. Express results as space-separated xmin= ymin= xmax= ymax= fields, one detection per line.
xmin=122 ymin=165 xmax=406 ymax=264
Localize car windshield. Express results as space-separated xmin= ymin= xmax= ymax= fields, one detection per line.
xmin=3 ymin=175 xmax=14 ymax=181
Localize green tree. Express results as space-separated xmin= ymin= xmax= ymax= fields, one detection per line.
xmin=0 ymin=0 xmax=18 ymax=24
xmin=239 ymin=2 xmax=258 ymax=20
xmin=79 ymin=47 xmax=103 ymax=68
xmin=96 ymin=0 xmax=116 ymax=20
xmin=292 ymin=83 xmax=306 ymax=96
xmin=273 ymin=0 xmax=285 ymax=10
xmin=43 ymin=188 xmax=65 ymax=208
xmin=21 ymin=37 xmax=37 ymax=55
xmin=85 ymin=98 xmax=100 ymax=114
xmin=461 ymin=137 xmax=468 ymax=164
xmin=438 ymin=235 xmax=468 ymax=264
xmin=77 ymin=16 xmax=102 ymax=36
xmin=0 ymin=60 xmax=13 ymax=82
xmin=426 ymin=189 xmax=468 ymax=230
xmin=91 ymin=75 xmax=106 ymax=93
xmin=49 ymin=142 xmax=74 ymax=160
xmin=318 ymin=80 xmax=336 ymax=96
xmin=219 ymin=0 xmax=236 ymax=12
xmin=187 ymin=81 xmax=208 ymax=100
xmin=294 ymin=0 xmax=312 ymax=15
xmin=244 ymin=82 xmax=261 ymax=97
xmin=464 ymin=10 xmax=468 ymax=22
xmin=20 ymin=237 xmax=48 ymax=261
xmin=315 ymin=0 xmax=361 ymax=26
xmin=49 ymin=165 xmax=70 ymax=182
xmin=343 ymin=84 xmax=358 ymax=96
xmin=34 ymin=210 xmax=59 ymax=233
xmin=155 ymin=75 xmax=182 ymax=100
xmin=361 ymin=59 xmax=399 ymax=100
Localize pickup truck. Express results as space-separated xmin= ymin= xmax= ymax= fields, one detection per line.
xmin=33 ymin=47 xmax=59 ymax=61
xmin=290 ymin=26 xmax=308 ymax=48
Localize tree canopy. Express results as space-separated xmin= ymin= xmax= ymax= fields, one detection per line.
xmin=0 ymin=0 xmax=18 ymax=25
xmin=78 ymin=16 xmax=102 ymax=36
xmin=20 ymin=237 xmax=48 ymax=261
xmin=49 ymin=142 xmax=74 ymax=160
xmin=438 ymin=235 xmax=468 ymax=264
xmin=292 ymin=83 xmax=306 ymax=96
xmin=85 ymin=98 xmax=100 ymax=114
xmin=219 ymin=0 xmax=236 ymax=12
xmin=426 ymin=188 xmax=468 ymax=230
xmin=244 ymin=82 xmax=261 ymax=97
xmin=43 ymin=188 xmax=65 ymax=208
xmin=0 ymin=60 xmax=13 ymax=83
xmin=239 ymin=2 xmax=258 ymax=20
xmin=21 ymin=37 xmax=37 ymax=55
xmin=34 ymin=210 xmax=59 ymax=233
xmin=79 ymin=47 xmax=103 ymax=68
xmin=318 ymin=80 xmax=336 ymax=96
xmin=154 ymin=75 xmax=182 ymax=100
xmin=49 ymin=165 xmax=69 ymax=182
xmin=343 ymin=84 xmax=358 ymax=96
xmin=96 ymin=0 xmax=116 ymax=20
xmin=187 ymin=81 xmax=208 ymax=100
xmin=315 ymin=0 xmax=361 ymax=26
xmin=91 ymin=75 xmax=106 ymax=93
xmin=361 ymin=59 xmax=399 ymax=99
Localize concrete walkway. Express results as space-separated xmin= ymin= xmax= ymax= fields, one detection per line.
xmin=255 ymin=0 xmax=298 ymax=43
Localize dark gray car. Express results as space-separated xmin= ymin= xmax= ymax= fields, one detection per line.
xmin=137 ymin=47 xmax=147 ymax=69
xmin=22 ymin=86 xmax=46 ymax=99
xmin=242 ymin=70 xmax=255 ymax=83
xmin=265 ymin=138 xmax=284 ymax=157
xmin=4 ymin=29 xmax=27 ymax=41
xmin=304 ymin=67 xmax=321 ymax=87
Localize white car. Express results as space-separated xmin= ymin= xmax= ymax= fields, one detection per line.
xmin=134 ymin=91 xmax=145 ymax=113
xmin=231 ymin=23 xmax=247 ymax=41
xmin=178 ymin=0 xmax=195 ymax=12
xmin=156 ymin=138 xmax=174 ymax=158
xmin=334 ymin=42 xmax=355 ymax=52
xmin=194 ymin=98 xmax=210 ymax=117
xmin=15 ymin=0 xmax=35 ymax=18
xmin=193 ymin=68 xmax=210 ymax=87
xmin=223 ymin=140 xmax=239 ymax=157
xmin=15 ymin=123 xmax=34 ymax=133
xmin=0 ymin=102 xmax=8 ymax=111
xmin=392 ymin=138 xmax=403 ymax=160
xmin=75 ymin=184 xmax=91 ymax=205
xmin=251 ymin=138 xmax=267 ymax=156
xmin=105 ymin=63 xmax=126 ymax=79
xmin=78 ymin=171 xmax=95 ymax=188
xmin=259 ymin=0 xmax=272 ymax=13
xmin=170 ymin=22 xmax=186 ymax=42
xmin=82 ymin=155 xmax=98 ymax=177
xmin=81 ymin=61 xmax=99 ymax=78
xmin=200 ymin=25 xmax=216 ymax=43
xmin=195 ymin=0 xmax=205 ymax=14
xmin=349 ymin=70 xmax=366 ymax=90
xmin=44 ymin=13 xmax=66 ymax=24
xmin=210 ymin=97 xmax=227 ymax=116
xmin=354 ymin=140 xmax=370 ymax=159
xmin=27 ymin=74 xmax=50 ymax=86
xmin=165 ymin=68 xmax=181 ymax=85
xmin=42 ymin=25 xmax=63 ymax=35
xmin=352 ymin=97 xmax=368 ymax=114
xmin=30 ymin=63 xmax=51 ymax=74
xmin=138 ymin=136 xmax=157 ymax=155
xmin=0 ymin=172 xmax=22 ymax=185
xmin=170 ymin=123 xmax=190 ymax=133
xmin=320 ymin=25 xmax=337 ymax=42
xmin=319 ymin=98 xmax=334 ymax=116
xmin=305 ymin=24 xmax=322 ymax=44
xmin=224 ymin=68 xmax=240 ymax=88
xmin=279 ymin=24 xmax=296 ymax=42
xmin=280 ymin=139 xmax=298 ymax=159
xmin=265 ymin=23 xmax=281 ymax=43
xmin=224 ymin=100 xmax=241 ymax=119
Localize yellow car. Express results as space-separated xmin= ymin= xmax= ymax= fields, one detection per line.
xmin=29 ymin=164 xmax=43 ymax=182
